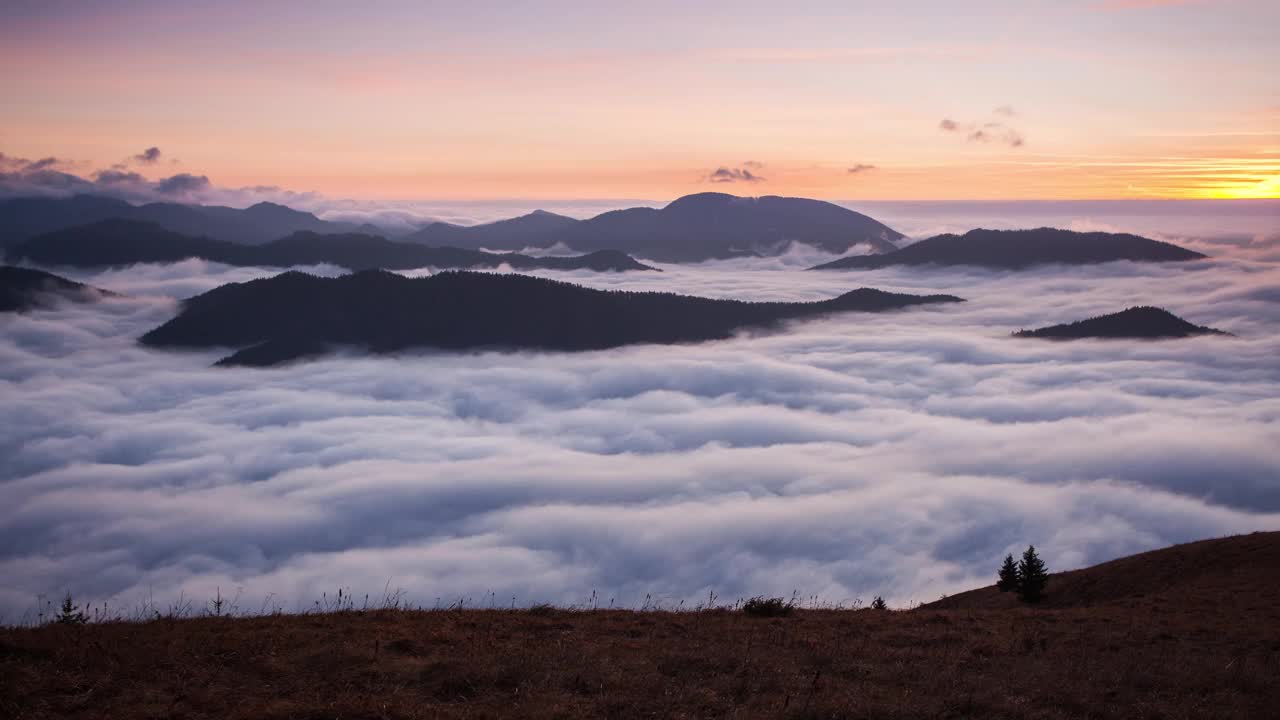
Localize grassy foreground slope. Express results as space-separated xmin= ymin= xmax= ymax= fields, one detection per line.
xmin=3 ymin=532 xmax=1278 ymax=719
xmin=925 ymin=531 xmax=1280 ymax=610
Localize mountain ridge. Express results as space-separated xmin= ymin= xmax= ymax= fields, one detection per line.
xmin=1014 ymin=306 xmax=1229 ymax=339
xmin=139 ymin=270 xmax=963 ymax=366
xmin=554 ymin=192 xmax=904 ymax=262
xmin=0 ymin=265 xmax=111 ymax=312
xmin=809 ymin=227 xmax=1206 ymax=270
xmin=9 ymin=219 xmax=655 ymax=273
xmin=1 ymin=192 xmax=906 ymax=263
xmin=0 ymin=194 xmax=389 ymax=247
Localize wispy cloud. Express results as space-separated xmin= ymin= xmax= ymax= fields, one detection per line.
xmin=133 ymin=146 xmax=162 ymax=164
xmin=154 ymin=173 xmax=210 ymax=195
xmin=847 ymin=164 xmax=878 ymax=175
xmin=939 ymin=116 xmax=1026 ymax=148
xmin=706 ymin=166 xmax=766 ymax=183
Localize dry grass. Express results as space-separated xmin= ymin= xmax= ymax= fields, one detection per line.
xmin=3 ymin=533 xmax=1278 ymax=719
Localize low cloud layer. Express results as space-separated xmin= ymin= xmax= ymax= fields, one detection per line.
xmin=2 ymin=236 xmax=1278 ymax=620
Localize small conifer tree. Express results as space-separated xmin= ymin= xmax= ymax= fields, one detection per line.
xmin=870 ymin=596 xmax=888 ymax=610
xmin=56 ymin=593 xmax=87 ymax=625
xmin=1017 ymin=545 xmax=1049 ymax=603
xmin=997 ymin=553 xmax=1020 ymax=592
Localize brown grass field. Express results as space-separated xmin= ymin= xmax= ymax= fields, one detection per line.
xmin=3 ymin=532 xmax=1278 ymax=719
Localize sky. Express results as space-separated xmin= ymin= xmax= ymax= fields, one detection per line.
xmin=2 ymin=0 xmax=1277 ymax=202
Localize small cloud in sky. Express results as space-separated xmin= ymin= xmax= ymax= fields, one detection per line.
xmin=940 ymin=115 xmax=1025 ymax=148
xmin=133 ymin=146 xmax=162 ymax=164
xmin=994 ymin=105 xmax=1017 ymax=117
xmin=847 ymin=164 xmax=877 ymax=174
xmin=155 ymin=173 xmax=211 ymax=195
xmin=742 ymin=160 xmax=765 ymax=170
xmin=707 ymin=166 xmax=766 ymax=183
xmin=94 ymin=169 xmax=145 ymax=184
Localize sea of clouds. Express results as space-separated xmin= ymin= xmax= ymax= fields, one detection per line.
xmin=2 ymin=228 xmax=1279 ymax=621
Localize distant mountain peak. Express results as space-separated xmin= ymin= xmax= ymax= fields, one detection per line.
xmin=1 ymin=265 xmax=112 ymax=313
xmin=810 ymin=227 xmax=1206 ymax=271
xmin=140 ymin=270 xmax=963 ymax=367
xmin=1014 ymin=306 xmax=1229 ymax=339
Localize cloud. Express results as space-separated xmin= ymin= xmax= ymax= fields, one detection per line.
xmin=939 ymin=116 xmax=1026 ymax=148
xmin=742 ymin=160 xmax=765 ymax=170
xmin=706 ymin=166 xmax=766 ymax=183
xmin=0 ymin=154 xmax=69 ymax=174
xmin=0 ymin=247 xmax=1277 ymax=620
xmin=24 ymin=157 xmax=62 ymax=171
xmin=847 ymin=164 xmax=878 ymax=175
xmin=154 ymin=173 xmax=211 ymax=196
xmin=0 ymin=150 xmax=635 ymax=233
xmin=993 ymin=105 xmax=1017 ymax=117
xmin=132 ymin=147 xmax=162 ymax=165
xmin=94 ymin=169 xmax=146 ymax=185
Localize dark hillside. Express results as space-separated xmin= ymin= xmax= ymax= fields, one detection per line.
xmin=11 ymin=220 xmax=654 ymax=273
xmin=2 ymin=533 xmax=1277 ymax=719
xmin=810 ymin=227 xmax=1206 ymax=270
xmin=0 ymin=265 xmax=110 ymax=312
xmin=1014 ymin=306 xmax=1229 ymax=339
xmin=925 ymin=531 xmax=1280 ymax=610
xmin=561 ymin=193 xmax=903 ymax=261
xmin=140 ymin=270 xmax=962 ymax=366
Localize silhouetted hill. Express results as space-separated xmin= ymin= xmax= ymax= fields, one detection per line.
xmin=139 ymin=270 xmax=962 ymax=366
xmin=924 ymin=531 xmax=1280 ymax=610
xmin=2 ymin=193 xmax=905 ymax=262
xmin=0 ymin=194 xmax=394 ymax=248
xmin=1014 ymin=306 xmax=1228 ymax=339
xmin=0 ymin=265 xmax=110 ymax=312
xmin=402 ymin=210 xmax=581 ymax=251
xmin=559 ymin=193 xmax=903 ymax=262
xmin=809 ymin=227 xmax=1206 ymax=270
xmin=10 ymin=220 xmax=655 ymax=273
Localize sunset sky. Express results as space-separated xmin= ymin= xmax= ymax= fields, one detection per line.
xmin=2 ymin=0 xmax=1277 ymax=201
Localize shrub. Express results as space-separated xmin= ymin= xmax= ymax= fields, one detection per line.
xmin=741 ymin=596 xmax=793 ymax=617
xmin=870 ymin=596 xmax=888 ymax=611
xmin=997 ymin=553 xmax=1020 ymax=592
xmin=1017 ymin=545 xmax=1049 ymax=603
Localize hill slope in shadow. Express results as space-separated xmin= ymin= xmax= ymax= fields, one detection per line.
xmin=139 ymin=270 xmax=963 ymax=366
xmin=10 ymin=219 xmax=655 ymax=273
xmin=402 ymin=210 xmax=581 ymax=251
xmin=3 ymin=532 xmax=1277 ymax=719
xmin=0 ymin=194 xmax=388 ymax=247
xmin=810 ymin=228 xmax=1206 ymax=270
xmin=924 ymin=531 xmax=1280 ymax=610
xmin=1014 ymin=306 xmax=1229 ymax=339
xmin=559 ymin=192 xmax=904 ymax=262
xmin=0 ymin=265 xmax=111 ymax=312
